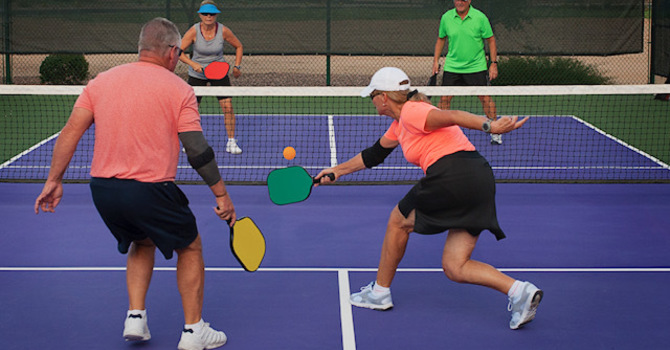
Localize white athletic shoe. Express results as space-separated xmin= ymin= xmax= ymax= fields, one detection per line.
xmin=122 ymin=311 xmax=151 ymax=342
xmin=490 ymin=133 xmax=503 ymax=145
xmin=350 ymin=281 xmax=393 ymax=310
xmin=177 ymin=322 xmax=227 ymax=350
xmin=508 ymin=281 xmax=543 ymax=329
xmin=226 ymin=138 xmax=242 ymax=154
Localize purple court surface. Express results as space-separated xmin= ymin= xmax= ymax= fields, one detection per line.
xmin=3 ymin=115 xmax=669 ymax=183
xmin=1 ymin=182 xmax=669 ymax=349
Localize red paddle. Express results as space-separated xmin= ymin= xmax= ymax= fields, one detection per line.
xmin=204 ymin=61 xmax=230 ymax=80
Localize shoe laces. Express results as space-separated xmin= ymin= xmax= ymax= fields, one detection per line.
xmin=360 ymin=281 xmax=374 ymax=292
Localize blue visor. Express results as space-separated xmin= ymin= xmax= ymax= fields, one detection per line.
xmin=198 ymin=4 xmax=221 ymax=14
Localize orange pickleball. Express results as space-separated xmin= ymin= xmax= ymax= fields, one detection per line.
xmin=283 ymin=146 xmax=296 ymax=160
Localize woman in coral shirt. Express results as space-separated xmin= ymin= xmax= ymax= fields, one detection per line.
xmin=317 ymin=67 xmax=541 ymax=330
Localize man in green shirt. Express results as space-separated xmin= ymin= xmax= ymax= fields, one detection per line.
xmin=432 ymin=0 xmax=502 ymax=145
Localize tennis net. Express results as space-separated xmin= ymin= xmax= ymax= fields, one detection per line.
xmin=1 ymin=84 xmax=669 ymax=184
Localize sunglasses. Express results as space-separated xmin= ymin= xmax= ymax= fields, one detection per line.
xmin=200 ymin=13 xmax=217 ymax=16
xmin=169 ymin=45 xmax=184 ymax=56
xmin=369 ymin=91 xmax=382 ymax=99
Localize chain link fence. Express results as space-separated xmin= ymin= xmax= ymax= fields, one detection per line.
xmin=0 ymin=0 xmax=665 ymax=86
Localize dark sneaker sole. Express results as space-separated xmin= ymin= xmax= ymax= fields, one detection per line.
xmin=124 ymin=334 xmax=151 ymax=342
xmin=517 ymin=290 xmax=543 ymax=328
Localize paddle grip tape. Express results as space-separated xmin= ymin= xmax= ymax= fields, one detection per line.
xmin=180 ymin=131 xmax=221 ymax=186
xmin=361 ymin=138 xmax=394 ymax=168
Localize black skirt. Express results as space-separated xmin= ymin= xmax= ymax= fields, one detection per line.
xmin=397 ymin=151 xmax=505 ymax=240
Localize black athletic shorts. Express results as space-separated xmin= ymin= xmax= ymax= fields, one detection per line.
xmin=397 ymin=151 xmax=505 ymax=240
xmin=442 ymin=70 xmax=490 ymax=87
xmin=90 ymin=177 xmax=199 ymax=259
xmin=188 ymin=75 xmax=232 ymax=102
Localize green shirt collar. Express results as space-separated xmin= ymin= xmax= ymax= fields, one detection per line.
xmin=452 ymin=6 xmax=473 ymax=20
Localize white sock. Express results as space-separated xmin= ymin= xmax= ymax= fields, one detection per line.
xmin=127 ymin=309 xmax=146 ymax=317
xmin=507 ymin=280 xmax=523 ymax=301
xmin=185 ymin=318 xmax=205 ymax=333
xmin=372 ymin=281 xmax=390 ymax=296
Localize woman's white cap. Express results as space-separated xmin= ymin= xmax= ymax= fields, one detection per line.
xmin=360 ymin=67 xmax=411 ymax=97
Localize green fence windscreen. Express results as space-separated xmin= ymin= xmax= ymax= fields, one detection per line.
xmin=1 ymin=0 xmax=644 ymax=56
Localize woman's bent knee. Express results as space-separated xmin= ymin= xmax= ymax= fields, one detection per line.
xmin=442 ymin=261 xmax=467 ymax=283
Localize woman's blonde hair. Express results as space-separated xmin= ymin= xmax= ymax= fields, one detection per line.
xmin=200 ymin=0 xmax=217 ymax=6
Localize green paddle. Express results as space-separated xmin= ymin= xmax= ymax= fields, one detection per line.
xmin=267 ymin=166 xmax=334 ymax=205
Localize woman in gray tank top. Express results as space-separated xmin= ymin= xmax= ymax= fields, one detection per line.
xmin=178 ymin=1 xmax=244 ymax=154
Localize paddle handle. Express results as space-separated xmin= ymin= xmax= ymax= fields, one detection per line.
xmin=313 ymin=173 xmax=335 ymax=184
xmin=215 ymin=208 xmax=234 ymax=230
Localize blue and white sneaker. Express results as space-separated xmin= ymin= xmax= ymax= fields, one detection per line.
xmin=350 ymin=281 xmax=393 ymax=310
xmin=123 ymin=311 xmax=151 ymax=341
xmin=508 ymin=281 xmax=543 ymax=329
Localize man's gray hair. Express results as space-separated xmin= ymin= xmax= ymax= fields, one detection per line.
xmin=138 ymin=17 xmax=181 ymax=55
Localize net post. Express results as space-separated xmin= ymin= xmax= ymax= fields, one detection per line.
xmin=325 ymin=0 xmax=332 ymax=86
xmin=3 ymin=0 xmax=11 ymax=84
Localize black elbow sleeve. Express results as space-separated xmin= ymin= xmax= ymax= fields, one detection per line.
xmin=188 ymin=146 xmax=222 ymax=186
xmin=187 ymin=146 xmax=215 ymax=169
xmin=361 ymin=139 xmax=394 ymax=168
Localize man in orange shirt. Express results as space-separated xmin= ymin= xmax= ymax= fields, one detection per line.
xmin=34 ymin=18 xmax=233 ymax=350
xmin=317 ymin=67 xmax=542 ymax=330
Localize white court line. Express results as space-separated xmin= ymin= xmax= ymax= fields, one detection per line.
xmin=3 ymin=266 xmax=668 ymax=350
xmin=2 ymin=267 xmax=669 ymax=272
xmin=0 ymin=132 xmax=60 ymax=170
xmin=571 ymin=115 xmax=670 ymax=170
xmin=328 ymin=115 xmax=338 ymax=168
xmin=338 ymin=269 xmax=356 ymax=350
